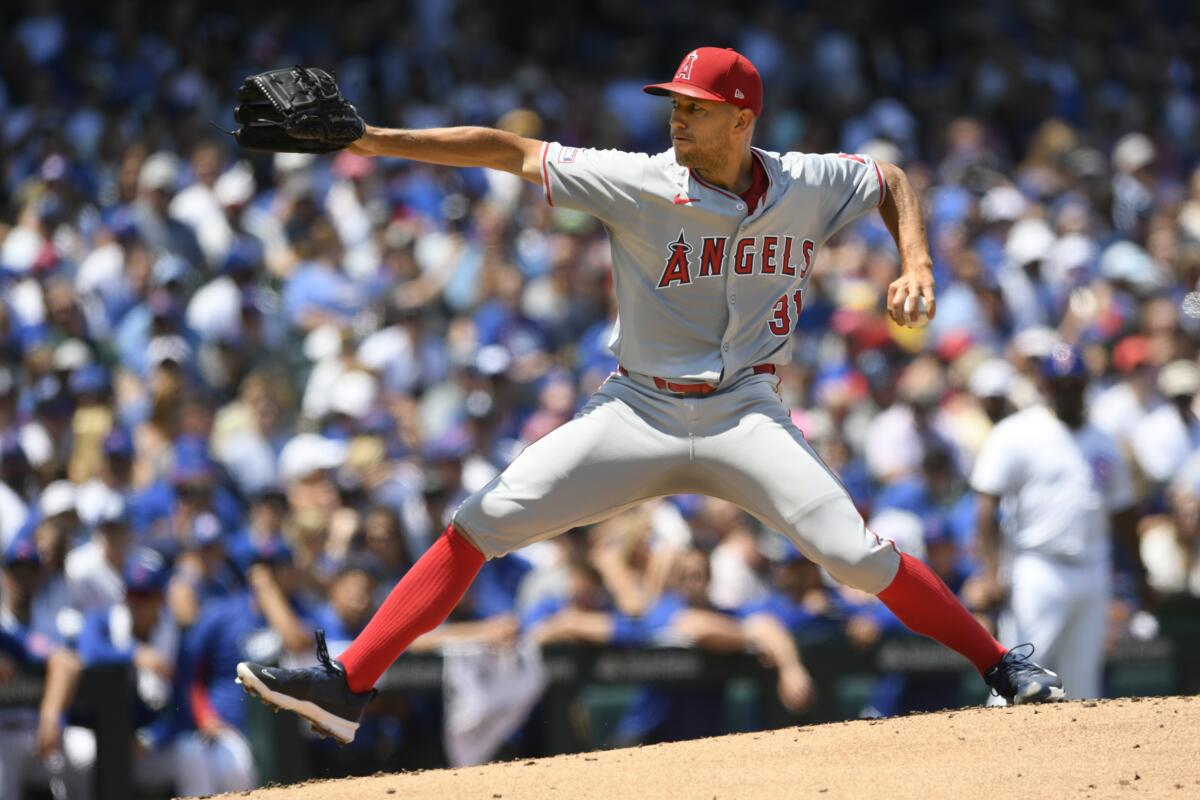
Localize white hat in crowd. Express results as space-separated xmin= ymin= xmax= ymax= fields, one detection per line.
xmin=1158 ymin=360 xmax=1200 ymax=399
xmin=1005 ymin=218 xmax=1056 ymax=268
xmin=1099 ymin=241 xmax=1166 ymax=291
xmin=40 ymin=480 xmax=77 ymax=518
xmin=1011 ymin=326 xmax=1059 ymax=360
xmin=52 ymin=339 xmax=92 ymax=372
xmin=303 ymin=325 xmax=345 ymax=363
xmin=76 ymin=485 xmax=123 ymax=527
xmin=1112 ymin=132 xmax=1155 ymax=174
xmin=214 ymin=162 xmax=256 ymax=207
xmin=969 ymin=358 xmax=1017 ymax=399
xmin=138 ymin=151 xmax=182 ymax=192
xmin=278 ymin=434 xmax=347 ymax=484
xmin=980 ymin=185 xmax=1027 ymax=224
xmin=329 ymin=371 xmax=379 ymax=420
xmin=146 ymin=335 xmax=193 ymax=369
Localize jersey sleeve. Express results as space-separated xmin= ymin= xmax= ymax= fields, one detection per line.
xmin=970 ymin=423 xmax=1023 ymax=497
xmin=802 ymin=153 xmax=887 ymax=240
xmin=540 ymin=142 xmax=648 ymax=225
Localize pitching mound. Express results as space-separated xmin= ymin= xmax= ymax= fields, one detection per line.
xmin=233 ymin=696 xmax=1198 ymax=800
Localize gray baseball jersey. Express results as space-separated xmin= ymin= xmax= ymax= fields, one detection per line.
xmin=539 ymin=143 xmax=886 ymax=384
xmin=453 ymin=143 xmax=900 ymax=595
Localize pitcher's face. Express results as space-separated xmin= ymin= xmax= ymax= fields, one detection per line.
xmin=668 ymin=94 xmax=746 ymax=173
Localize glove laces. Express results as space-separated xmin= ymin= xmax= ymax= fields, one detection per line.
xmin=293 ymin=65 xmax=318 ymax=93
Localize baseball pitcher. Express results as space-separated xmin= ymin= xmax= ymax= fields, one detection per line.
xmin=236 ymin=47 xmax=1063 ymax=744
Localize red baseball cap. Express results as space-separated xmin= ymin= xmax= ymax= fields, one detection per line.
xmin=1112 ymin=334 xmax=1151 ymax=373
xmin=644 ymin=47 xmax=763 ymax=116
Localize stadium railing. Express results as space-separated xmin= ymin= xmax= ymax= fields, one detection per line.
xmin=4 ymin=602 xmax=1198 ymax=797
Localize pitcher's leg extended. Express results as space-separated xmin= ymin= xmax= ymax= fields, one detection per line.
xmin=237 ymin=383 xmax=688 ymax=740
xmin=752 ymin=485 xmax=1010 ymax=677
xmin=697 ymin=385 xmax=1061 ymax=703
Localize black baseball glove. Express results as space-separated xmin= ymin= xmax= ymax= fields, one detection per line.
xmin=232 ymin=66 xmax=365 ymax=154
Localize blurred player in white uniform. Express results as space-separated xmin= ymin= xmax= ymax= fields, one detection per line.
xmin=971 ymin=346 xmax=1140 ymax=699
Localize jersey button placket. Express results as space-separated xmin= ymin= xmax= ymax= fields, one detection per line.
xmin=721 ymin=205 xmax=752 ymax=373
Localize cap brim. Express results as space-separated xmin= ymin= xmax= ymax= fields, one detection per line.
xmin=643 ymin=81 xmax=727 ymax=103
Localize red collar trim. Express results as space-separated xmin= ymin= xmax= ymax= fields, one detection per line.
xmin=688 ymin=167 xmax=739 ymax=201
xmin=687 ymin=149 xmax=773 ymax=204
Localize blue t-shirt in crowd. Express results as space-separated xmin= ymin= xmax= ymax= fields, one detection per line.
xmin=178 ymin=592 xmax=311 ymax=732
xmin=737 ymin=589 xmax=850 ymax=642
xmin=77 ymin=607 xmax=182 ymax=746
xmin=129 ymin=480 xmax=244 ymax=543
xmin=614 ymin=593 xmax=726 ymax=745
xmin=282 ymin=261 xmax=365 ymax=328
xmin=457 ymin=554 xmax=533 ymax=621
xmin=310 ymin=603 xmax=364 ymax=647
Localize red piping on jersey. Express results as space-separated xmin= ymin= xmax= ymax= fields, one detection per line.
xmin=874 ymin=159 xmax=886 ymax=208
xmin=189 ymin=661 xmax=223 ymax=730
xmin=689 ymin=149 xmax=773 ymax=208
xmin=750 ymin=148 xmax=773 ymax=191
xmin=868 ymin=526 xmax=902 ymax=556
xmin=688 ymin=167 xmax=739 ymax=201
xmin=541 ymin=142 xmax=553 ymax=207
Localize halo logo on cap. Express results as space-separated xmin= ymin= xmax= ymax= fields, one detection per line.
xmin=643 ymin=47 xmax=764 ymax=117
xmin=677 ymin=51 xmax=699 ymax=81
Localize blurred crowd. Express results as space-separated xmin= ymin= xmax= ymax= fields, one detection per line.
xmin=2 ymin=0 xmax=1200 ymax=795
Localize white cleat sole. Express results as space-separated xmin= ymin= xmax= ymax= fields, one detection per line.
xmin=1013 ymin=681 xmax=1066 ymax=704
xmin=235 ymin=662 xmax=359 ymax=744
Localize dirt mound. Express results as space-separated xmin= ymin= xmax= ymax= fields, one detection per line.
xmin=232 ymin=696 xmax=1199 ymax=800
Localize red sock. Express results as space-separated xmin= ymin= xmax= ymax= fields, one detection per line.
xmin=338 ymin=524 xmax=485 ymax=693
xmin=876 ymin=553 xmax=1007 ymax=675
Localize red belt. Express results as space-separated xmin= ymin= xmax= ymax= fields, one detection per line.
xmin=617 ymin=364 xmax=776 ymax=395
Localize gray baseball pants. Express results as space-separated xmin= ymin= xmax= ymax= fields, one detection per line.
xmin=454 ymin=370 xmax=901 ymax=593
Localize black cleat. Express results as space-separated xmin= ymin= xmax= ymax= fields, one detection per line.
xmin=983 ymin=643 xmax=1065 ymax=705
xmin=236 ymin=630 xmax=375 ymax=744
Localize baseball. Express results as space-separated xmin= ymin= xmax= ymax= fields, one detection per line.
xmin=901 ymin=295 xmax=932 ymax=328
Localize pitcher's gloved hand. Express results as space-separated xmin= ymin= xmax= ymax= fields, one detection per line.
xmin=232 ymin=66 xmax=364 ymax=154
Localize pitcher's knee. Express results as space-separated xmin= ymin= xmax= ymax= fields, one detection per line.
xmin=785 ymin=495 xmax=900 ymax=594
xmin=450 ymin=494 xmax=505 ymax=560
xmin=452 ymin=484 xmax=544 ymax=560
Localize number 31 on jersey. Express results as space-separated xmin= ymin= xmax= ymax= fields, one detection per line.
xmin=768 ymin=290 xmax=804 ymax=336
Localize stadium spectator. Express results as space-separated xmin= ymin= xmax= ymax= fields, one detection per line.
xmin=1128 ymin=359 xmax=1200 ymax=490
xmin=167 ymin=511 xmax=242 ymax=627
xmin=738 ymin=543 xmax=848 ymax=643
xmin=1143 ymin=455 xmax=1200 ymax=597
xmin=0 ymin=532 xmax=94 ymax=798
xmin=616 ymin=549 xmax=814 ymax=744
xmin=358 ymin=505 xmax=412 ymax=603
xmin=76 ymin=548 xmax=184 ymax=793
xmin=174 ymin=537 xmax=311 ymax=794
xmin=64 ymin=491 xmax=130 ymax=616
